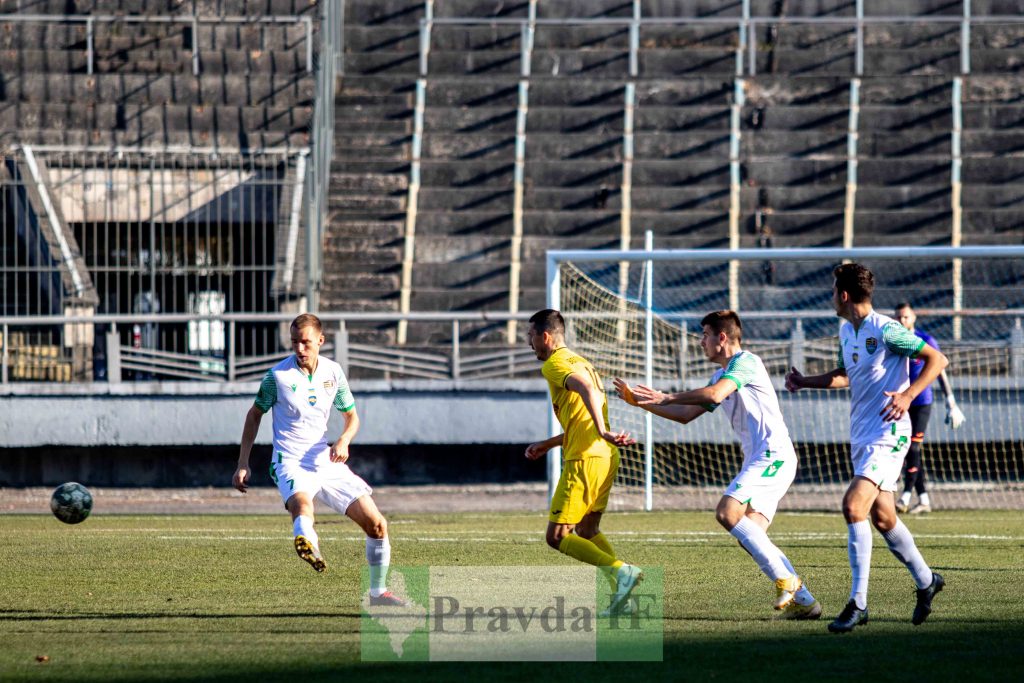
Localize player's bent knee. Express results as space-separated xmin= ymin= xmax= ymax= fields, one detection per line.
xmin=365 ymin=516 xmax=387 ymax=539
xmin=546 ymin=525 xmax=570 ymax=550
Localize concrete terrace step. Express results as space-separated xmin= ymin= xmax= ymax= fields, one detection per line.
xmin=0 ymin=73 xmax=312 ymax=106
xmin=329 ymin=172 xmax=408 ymax=192
xmin=0 ymin=127 xmax=306 ymax=147
xmin=0 ymin=49 xmax=309 ymax=74
xmin=422 ymin=77 xmax=731 ymax=108
xmin=0 ymin=101 xmax=309 ymax=133
xmin=0 ymin=22 xmax=311 ymax=51
xmin=325 ymin=219 xmax=404 ymax=239
xmin=326 ymin=194 xmax=406 ymax=212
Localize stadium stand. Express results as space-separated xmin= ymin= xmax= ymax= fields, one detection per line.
xmin=332 ymin=0 xmax=1024 ymax=346
xmin=0 ymin=0 xmax=316 ymax=148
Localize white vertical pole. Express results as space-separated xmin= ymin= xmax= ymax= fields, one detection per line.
xmin=844 ymin=78 xmax=860 ymax=250
xmin=644 ymin=230 xmax=654 ymax=511
xmin=729 ymin=79 xmax=744 ymax=311
xmin=952 ymin=77 xmax=964 ymax=340
xmin=546 ymin=253 xmax=561 ymax=502
xmin=619 ymin=83 xmax=635 ymax=343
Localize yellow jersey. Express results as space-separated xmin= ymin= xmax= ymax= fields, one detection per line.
xmin=541 ymin=347 xmax=617 ymax=461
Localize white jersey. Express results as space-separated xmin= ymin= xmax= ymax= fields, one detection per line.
xmin=254 ymin=355 xmax=355 ymax=466
xmin=705 ymin=350 xmax=795 ymax=469
xmin=838 ymin=310 xmax=926 ymax=446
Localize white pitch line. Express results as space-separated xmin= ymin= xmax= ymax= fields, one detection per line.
xmin=154 ymin=531 xmax=1022 ymax=543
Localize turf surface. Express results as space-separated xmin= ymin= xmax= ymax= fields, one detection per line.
xmin=1 ymin=510 xmax=1022 ymax=681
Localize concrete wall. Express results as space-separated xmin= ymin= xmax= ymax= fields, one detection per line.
xmin=1 ymin=380 xmax=1020 ymax=447
xmin=0 ymin=380 xmax=553 ymax=447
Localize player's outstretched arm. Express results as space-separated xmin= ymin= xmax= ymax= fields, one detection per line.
xmin=613 ymin=378 xmax=709 ymax=425
xmin=632 ymin=378 xmax=736 ymax=407
xmin=785 ymin=366 xmax=849 ymax=392
xmin=234 ymin=405 xmax=265 ymax=492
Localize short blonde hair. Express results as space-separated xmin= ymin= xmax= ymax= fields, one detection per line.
xmin=290 ymin=313 xmax=323 ymax=335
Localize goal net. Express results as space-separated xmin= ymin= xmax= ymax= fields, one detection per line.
xmin=548 ymin=246 xmax=1024 ymax=511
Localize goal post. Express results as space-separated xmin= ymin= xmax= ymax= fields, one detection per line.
xmin=546 ymin=244 xmax=1024 ymax=511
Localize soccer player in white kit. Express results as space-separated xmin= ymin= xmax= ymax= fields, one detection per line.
xmin=232 ymin=313 xmax=404 ymax=606
xmin=614 ymin=311 xmax=822 ymax=619
xmin=785 ymin=263 xmax=947 ymax=633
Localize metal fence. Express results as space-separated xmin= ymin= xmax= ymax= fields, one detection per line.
xmin=0 ymin=146 xmax=310 ymax=377
xmin=0 ymin=13 xmax=314 ymax=76
xmin=3 ymin=308 xmax=1024 ymax=386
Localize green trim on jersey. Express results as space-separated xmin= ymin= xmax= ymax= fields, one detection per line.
xmin=253 ymin=370 xmax=277 ymax=413
xmin=701 ymin=378 xmax=719 ymax=412
xmin=721 ymin=351 xmax=757 ymax=390
xmin=882 ymin=321 xmax=927 ymax=358
xmin=333 ymin=379 xmax=355 ymax=413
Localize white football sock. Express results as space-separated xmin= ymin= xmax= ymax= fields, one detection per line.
xmin=919 ymin=492 xmax=931 ymax=507
xmin=899 ymin=491 xmax=912 ymax=506
xmin=881 ymin=519 xmax=933 ymax=589
xmin=779 ymin=554 xmax=816 ymax=606
xmin=293 ymin=515 xmax=318 ymax=549
xmin=366 ymin=536 xmax=392 ymax=597
xmin=848 ymin=520 xmax=872 ymax=610
xmin=729 ymin=517 xmax=791 ymax=582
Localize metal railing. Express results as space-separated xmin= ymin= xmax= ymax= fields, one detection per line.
xmin=420 ymin=1 xmax=1019 ymax=79
xmin=3 ymin=308 xmax=1024 ymax=387
xmin=0 ymin=14 xmax=315 ymax=76
xmin=1 ymin=146 xmax=310 ymax=342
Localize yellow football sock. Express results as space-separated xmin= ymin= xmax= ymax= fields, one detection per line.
xmin=558 ymin=535 xmax=624 ymax=571
xmin=589 ymin=533 xmax=619 ymax=589
xmin=590 ymin=532 xmax=616 ymax=559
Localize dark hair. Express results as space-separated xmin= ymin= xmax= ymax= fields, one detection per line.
xmin=528 ymin=309 xmax=565 ymax=336
xmin=290 ymin=313 xmax=323 ymax=335
xmin=700 ymin=310 xmax=743 ymax=343
xmin=895 ymin=301 xmax=913 ymax=311
xmin=833 ymin=263 xmax=875 ymax=303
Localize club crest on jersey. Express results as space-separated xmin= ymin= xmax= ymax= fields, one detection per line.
xmin=865 ymin=337 xmax=878 ymax=354
xmin=852 ymin=352 xmax=859 ymax=363
xmin=307 ymin=388 xmax=317 ymax=406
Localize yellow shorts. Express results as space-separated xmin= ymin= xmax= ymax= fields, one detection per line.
xmin=548 ymin=453 xmax=619 ymax=524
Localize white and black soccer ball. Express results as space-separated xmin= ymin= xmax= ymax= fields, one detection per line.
xmin=50 ymin=482 xmax=93 ymax=524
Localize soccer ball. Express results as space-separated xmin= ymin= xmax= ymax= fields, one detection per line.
xmin=50 ymin=482 xmax=93 ymax=524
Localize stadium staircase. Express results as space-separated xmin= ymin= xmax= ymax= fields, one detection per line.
xmin=319 ymin=0 xmax=419 ymax=335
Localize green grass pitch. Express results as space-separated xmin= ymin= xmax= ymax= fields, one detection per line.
xmin=2 ymin=510 xmax=1023 ymax=681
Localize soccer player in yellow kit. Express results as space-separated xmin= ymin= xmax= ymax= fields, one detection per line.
xmin=524 ymin=309 xmax=643 ymax=615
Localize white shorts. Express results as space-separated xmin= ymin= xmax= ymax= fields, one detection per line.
xmin=852 ymin=433 xmax=911 ymax=492
xmin=270 ymin=452 xmax=373 ymax=514
xmin=723 ymin=448 xmax=797 ymax=523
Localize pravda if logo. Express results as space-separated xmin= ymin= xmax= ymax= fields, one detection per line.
xmin=360 ymin=566 xmax=663 ymax=662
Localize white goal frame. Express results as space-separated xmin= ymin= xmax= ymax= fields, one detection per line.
xmin=545 ymin=243 xmax=1024 ymax=510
